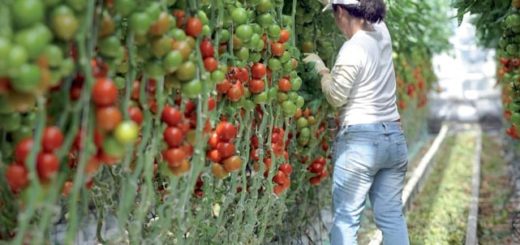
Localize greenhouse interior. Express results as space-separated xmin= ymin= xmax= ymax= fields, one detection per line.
xmin=0 ymin=0 xmax=519 ymax=244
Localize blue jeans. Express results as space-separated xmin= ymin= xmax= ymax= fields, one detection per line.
xmin=330 ymin=122 xmax=410 ymax=245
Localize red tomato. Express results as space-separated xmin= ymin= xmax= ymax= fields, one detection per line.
xmin=92 ymin=78 xmax=118 ymax=107
xmin=161 ymin=105 xmax=182 ymax=126
xmin=163 ymin=127 xmax=184 ymax=147
xmin=208 ymin=97 xmax=216 ymax=111
xmin=6 ymin=164 xmax=29 ymax=191
xmin=185 ymin=100 xmax=196 ymax=114
xmin=131 ymin=80 xmax=140 ymax=100
xmin=42 ymin=126 xmax=64 ymax=152
xmin=227 ymin=83 xmax=243 ymax=102
xmin=200 ymin=39 xmax=214 ymax=58
xmin=217 ymin=142 xmax=235 ymax=159
xmin=273 ymin=170 xmax=287 ymax=185
xmin=216 ymin=121 xmax=237 ymax=141
xmin=128 ymin=106 xmax=144 ymax=125
xmin=278 ymin=78 xmax=291 ymax=92
xmin=216 ymin=79 xmax=232 ymax=94
xmin=96 ymin=106 xmax=123 ymax=131
xmin=204 ymin=57 xmax=218 ymax=72
xmin=309 ymin=176 xmax=321 ymax=185
xmin=15 ymin=138 xmax=33 ymax=164
xmin=208 ymin=132 xmax=219 ymax=149
xmin=163 ymin=147 xmax=186 ymax=167
xmin=236 ymin=67 xmax=249 ymax=82
xmin=279 ymin=163 xmax=292 ymax=175
xmin=37 ymin=152 xmax=60 ymax=181
xmin=273 ymin=184 xmax=285 ymax=196
xmin=308 ymin=162 xmax=324 ymax=174
xmin=207 ymin=149 xmax=221 ymax=163
xmin=185 ymin=17 xmax=203 ymax=37
xmin=248 ymin=79 xmax=265 ymax=94
xmin=251 ymin=63 xmax=266 ymax=79
xmin=173 ymin=10 xmax=185 ymax=28
xmin=313 ymin=156 xmax=326 ymax=165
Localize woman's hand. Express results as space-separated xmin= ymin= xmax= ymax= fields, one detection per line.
xmin=303 ymin=53 xmax=330 ymax=76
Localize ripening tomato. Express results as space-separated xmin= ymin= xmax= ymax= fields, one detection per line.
xmin=185 ymin=17 xmax=203 ymax=37
xmin=163 ymin=127 xmax=184 ymax=147
xmin=271 ymin=42 xmax=284 ymax=57
xmin=278 ymin=78 xmax=291 ymax=92
xmin=149 ymin=12 xmax=171 ymax=36
xmin=248 ymin=79 xmax=265 ymax=94
xmin=278 ymin=29 xmax=290 ymax=43
xmin=42 ymin=126 xmax=64 ymax=152
xmin=223 ymin=155 xmax=242 ymax=172
xmin=114 ymin=121 xmax=139 ymax=144
xmin=163 ymin=147 xmax=186 ymax=167
xmin=15 ymin=138 xmax=33 ymax=164
xmin=208 ymin=97 xmax=216 ymax=111
xmin=37 ymin=152 xmax=60 ymax=181
xmin=211 ymin=162 xmax=228 ymax=179
xmin=161 ymin=105 xmax=182 ymax=126
xmin=96 ymin=106 xmax=123 ymax=131
xmin=251 ymin=63 xmax=266 ymax=79
xmin=273 ymin=184 xmax=285 ymax=196
xmin=169 ymin=159 xmax=191 ymax=176
xmin=173 ymin=9 xmax=185 ymax=27
xmin=216 ymin=121 xmax=237 ymax=141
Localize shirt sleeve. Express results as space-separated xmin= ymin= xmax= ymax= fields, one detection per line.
xmin=320 ymin=44 xmax=364 ymax=108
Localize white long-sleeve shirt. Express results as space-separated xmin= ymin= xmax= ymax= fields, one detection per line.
xmin=321 ymin=22 xmax=400 ymax=126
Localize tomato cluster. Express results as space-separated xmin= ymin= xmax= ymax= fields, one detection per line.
xmin=306 ymin=156 xmax=329 ymax=185
xmin=208 ymin=121 xmax=242 ymax=179
xmin=499 ymin=6 xmax=520 ymax=140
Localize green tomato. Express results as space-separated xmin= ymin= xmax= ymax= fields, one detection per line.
xmin=114 ymin=76 xmax=125 ymax=89
xmin=13 ymin=126 xmax=33 ymax=143
xmin=299 ymin=127 xmax=311 ymax=138
xmin=202 ymin=25 xmax=211 ymax=37
xmin=258 ymin=13 xmax=274 ymax=27
xmin=277 ymin=92 xmax=288 ymax=102
xmin=236 ymin=47 xmax=250 ymax=61
xmin=145 ymin=2 xmax=161 ymax=21
xmin=60 ymin=58 xmax=75 ymax=77
xmin=103 ymin=136 xmax=125 ymax=158
xmin=182 ymin=79 xmax=202 ymax=98
xmin=163 ymin=50 xmax=183 ymax=73
xmin=176 ymin=61 xmax=197 ymax=81
xmin=268 ymin=87 xmax=278 ymax=101
xmin=211 ymin=70 xmax=225 ymax=83
xmin=15 ymin=24 xmax=52 ymax=59
xmin=236 ymin=24 xmax=253 ymax=42
xmin=0 ymin=113 xmax=21 ymax=131
xmin=23 ymin=112 xmax=36 ymax=125
xmin=243 ymin=99 xmax=255 ymax=110
xmin=0 ymin=38 xmax=12 ymax=75
xmin=144 ymin=60 xmax=165 ymax=78
xmin=8 ymin=45 xmax=28 ymax=72
xmin=254 ymin=91 xmax=268 ymax=104
xmin=257 ymin=0 xmax=273 ymax=13
xmin=249 ymin=52 xmax=262 ymax=63
xmin=291 ymin=77 xmax=302 ymax=91
xmin=115 ymin=120 xmax=139 ymax=144
xmin=51 ymin=5 xmax=79 ymax=41
xmin=197 ymin=10 xmax=209 ymax=25
xmin=268 ymin=25 xmax=281 ymax=40
xmin=282 ymin=100 xmax=297 ymax=116
xmin=11 ymin=0 xmax=44 ymax=28
xmin=296 ymin=95 xmax=305 ymax=108
xmin=288 ymin=91 xmax=299 ymax=101
xmin=512 ymin=113 xmax=520 ymax=126
xmin=231 ymin=7 xmax=248 ymax=25
xmin=11 ymin=64 xmax=41 ymax=93
xmin=99 ymin=35 xmax=122 ymax=58
xmin=296 ymin=117 xmax=308 ymax=129
xmin=170 ymin=28 xmax=187 ymax=41
xmin=282 ymin=60 xmax=293 ymax=74
xmin=115 ymin=0 xmax=136 ymax=17
xmin=43 ymin=45 xmax=64 ymax=68
xmin=219 ymin=29 xmax=230 ymax=42
xmin=130 ymin=12 xmax=153 ymax=35
xmin=268 ymin=58 xmax=282 ymax=71
xmin=279 ymin=51 xmax=291 ymax=63
xmin=65 ymin=0 xmax=87 ymax=11
xmin=151 ymin=36 xmax=173 ymax=58
xmin=282 ymin=15 xmax=292 ymax=26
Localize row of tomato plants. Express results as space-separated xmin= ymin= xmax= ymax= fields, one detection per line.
xmin=0 ymin=0 xmax=446 ymax=243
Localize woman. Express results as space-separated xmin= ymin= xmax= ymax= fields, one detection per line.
xmin=304 ymin=0 xmax=410 ymax=244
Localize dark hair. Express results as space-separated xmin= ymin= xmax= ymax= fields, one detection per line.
xmin=332 ymin=0 xmax=386 ymax=23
